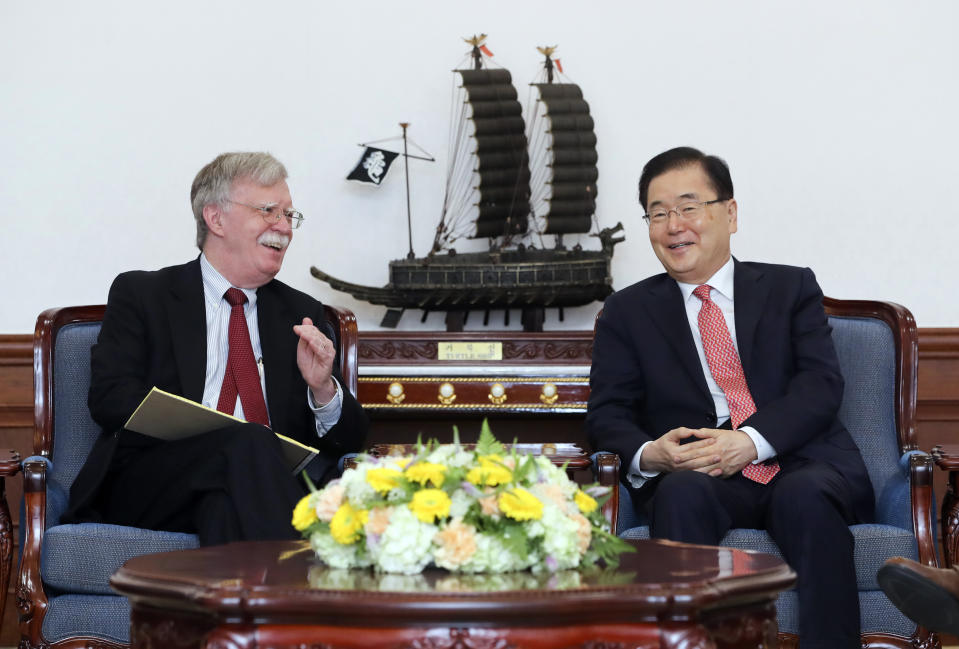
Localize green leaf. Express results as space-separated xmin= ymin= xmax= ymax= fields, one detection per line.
xmin=512 ymin=454 xmax=535 ymax=484
xmin=475 ymin=418 xmax=505 ymax=455
xmin=499 ymin=521 xmax=529 ymax=559
xmin=587 ymin=527 xmax=636 ymax=569
xmin=452 ymin=425 xmax=461 ymax=446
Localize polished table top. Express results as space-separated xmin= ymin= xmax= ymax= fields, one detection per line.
xmin=111 ymin=539 xmax=795 ymax=626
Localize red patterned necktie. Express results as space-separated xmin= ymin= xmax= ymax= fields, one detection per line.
xmin=216 ymin=288 xmax=270 ymax=426
xmin=693 ymin=284 xmax=779 ymax=484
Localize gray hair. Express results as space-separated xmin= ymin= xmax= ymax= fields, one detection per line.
xmin=190 ymin=152 xmax=288 ymax=250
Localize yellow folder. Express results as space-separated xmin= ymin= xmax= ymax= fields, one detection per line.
xmin=124 ymin=386 xmax=318 ymax=474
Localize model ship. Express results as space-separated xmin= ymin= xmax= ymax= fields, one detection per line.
xmin=312 ymin=36 xmax=624 ymax=331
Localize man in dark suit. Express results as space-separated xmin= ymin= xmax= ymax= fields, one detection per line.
xmin=586 ymin=147 xmax=872 ymax=649
xmin=66 ymin=152 xmax=368 ymax=545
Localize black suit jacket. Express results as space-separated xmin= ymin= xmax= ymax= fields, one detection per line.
xmin=66 ymin=258 xmax=369 ymax=522
xmin=586 ymin=259 xmax=874 ymax=522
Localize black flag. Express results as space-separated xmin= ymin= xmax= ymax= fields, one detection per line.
xmin=347 ymin=147 xmax=399 ymax=185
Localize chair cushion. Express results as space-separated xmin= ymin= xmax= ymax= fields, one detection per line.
xmin=619 ymin=523 xmax=917 ymax=590
xmin=42 ymin=523 xmax=199 ymax=594
xmin=43 ymin=593 xmax=131 ymax=644
xmin=772 ymin=589 xmax=915 ymax=636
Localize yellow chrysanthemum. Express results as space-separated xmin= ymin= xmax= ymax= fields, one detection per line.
xmin=404 ymin=462 xmax=448 ymax=487
xmin=366 ymin=467 xmax=404 ymax=493
xmin=291 ymin=494 xmax=318 ymax=531
xmin=330 ymin=502 xmax=369 ymax=544
xmin=466 ymin=456 xmax=513 ymax=487
xmin=574 ymin=490 xmax=598 ymax=514
xmin=409 ymin=488 xmax=452 ymax=523
xmin=498 ymin=487 xmax=543 ymax=521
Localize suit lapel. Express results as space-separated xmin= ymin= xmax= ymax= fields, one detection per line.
xmin=257 ymin=281 xmax=295 ymax=434
xmin=166 ymin=259 xmax=207 ymax=403
xmin=732 ymin=259 xmax=769 ymax=376
xmin=643 ymin=276 xmax=712 ymax=403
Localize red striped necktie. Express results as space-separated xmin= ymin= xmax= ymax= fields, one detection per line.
xmin=693 ymin=284 xmax=779 ymax=484
xmin=216 ymin=288 xmax=270 ymax=427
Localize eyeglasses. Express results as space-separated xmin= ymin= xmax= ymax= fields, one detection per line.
xmin=642 ymin=199 xmax=726 ymax=226
xmin=228 ymin=200 xmax=304 ymax=229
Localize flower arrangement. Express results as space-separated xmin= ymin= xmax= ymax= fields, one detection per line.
xmin=292 ymin=421 xmax=634 ymax=575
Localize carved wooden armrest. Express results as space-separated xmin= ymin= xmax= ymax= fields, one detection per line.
xmin=591 ymin=452 xmax=620 ymax=533
xmin=908 ymin=453 xmax=937 ymax=566
xmin=18 ymin=459 xmax=49 ymax=648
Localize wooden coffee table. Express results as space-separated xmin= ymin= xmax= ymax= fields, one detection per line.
xmin=111 ymin=539 xmax=795 ymax=649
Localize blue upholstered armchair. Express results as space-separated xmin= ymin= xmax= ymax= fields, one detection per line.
xmin=592 ymin=297 xmax=939 ymax=649
xmin=18 ymin=303 xmax=360 ymax=648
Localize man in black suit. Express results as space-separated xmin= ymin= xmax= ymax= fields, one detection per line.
xmin=66 ymin=152 xmax=368 ymax=545
xmin=586 ymin=147 xmax=872 ymax=649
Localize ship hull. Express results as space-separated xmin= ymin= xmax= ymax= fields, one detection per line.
xmin=311 ymin=247 xmax=613 ymax=312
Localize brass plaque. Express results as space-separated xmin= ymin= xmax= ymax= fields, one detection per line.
xmin=437 ymin=341 xmax=503 ymax=361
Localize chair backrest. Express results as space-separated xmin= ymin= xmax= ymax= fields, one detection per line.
xmin=823 ymin=298 xmax=918 ymax=508
xmin=33 ymin=303 xmax=359 ymax=500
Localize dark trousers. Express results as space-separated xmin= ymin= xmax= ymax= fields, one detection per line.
xmin=648 ymin=460 xmax=861 ymax=649
xmin=103 ymin=423 xmax=306 ymax=546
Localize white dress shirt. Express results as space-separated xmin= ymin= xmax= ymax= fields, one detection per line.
xmin=199 ymin=253 xmax=342 ymax=437
xmin=628 ymin=257 xmax=777 ymax=487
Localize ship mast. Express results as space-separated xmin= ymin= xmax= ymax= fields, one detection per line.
xmin=537 ymin=45 xmax=557 ymax=84
xmin=536 ymin=46 xmax=563 ymax=249
xmin=400 ymin=122 xmax=414 ymax=259
xmin=468 ymin=34 xmax=485 ymax=70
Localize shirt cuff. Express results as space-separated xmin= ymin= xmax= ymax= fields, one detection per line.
xmin=739 ymin=425 xmax=777 ymax=463
xmin=307 ymin=378 xmax=344 ymax=437
xmin=626 ymin=441 xmax=661 ymax=488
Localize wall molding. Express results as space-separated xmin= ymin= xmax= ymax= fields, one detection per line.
xmin=917 ymin=329 xmax=959 ymax=422
xmin=0 ymin=335 xmax=30 ymax=367
xmin=0 ymin=335 xmax=31 ymax=429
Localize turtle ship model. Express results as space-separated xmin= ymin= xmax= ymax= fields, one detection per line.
xmin=312 ymin=36 xmax=624 ymax=332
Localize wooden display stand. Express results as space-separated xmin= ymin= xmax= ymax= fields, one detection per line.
xmin=356 ymin=330 xmax=594 ymax=450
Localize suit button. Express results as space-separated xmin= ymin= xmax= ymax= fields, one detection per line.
xmin=706 ymin=413 xmax=717 ymax=425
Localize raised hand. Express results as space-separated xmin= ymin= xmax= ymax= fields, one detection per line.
xmin=293 ymin=317 xmax=337 ymax=405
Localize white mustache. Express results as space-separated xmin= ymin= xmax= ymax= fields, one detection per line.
xmin=258 ymin=231 xmax=290 ymax=250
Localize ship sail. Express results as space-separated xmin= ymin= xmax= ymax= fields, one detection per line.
xmin=433 ymin=39 xmax=531 ymax=252
xmin=526 ymin=50 xmax=599 ymax=237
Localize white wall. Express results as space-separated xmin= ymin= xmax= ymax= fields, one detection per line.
xmin=2 ymin=0 xmax=956 ymax=332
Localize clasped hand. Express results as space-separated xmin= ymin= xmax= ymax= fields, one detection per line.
xmin=640 ymin=427 xmax=759 ymax=478
xmin=293 ymin=317 xmax=337 ymax=405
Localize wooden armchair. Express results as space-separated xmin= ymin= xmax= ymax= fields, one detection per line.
xmin=593 ymin=297 xmax=939 ymax=648
xmin=17 ymin=303 xmax=357 ymax=648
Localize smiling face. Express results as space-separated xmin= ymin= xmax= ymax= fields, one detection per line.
xmin=645 ymin=163 xmax=737 ymax=285
xmin=202 ymin=177 xmax=294 ymax=288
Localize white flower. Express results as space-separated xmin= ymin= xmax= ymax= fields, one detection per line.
xmin=339 ymin=464 xmax=377 ymax=505
xmin=373 ymin=505 xmax=436 ymax=574
xmin=537 ymin=502 xmax=583 ymax=571
xmin=310 ymin=531 xmax=371 ymax=569
xmin=449 ymin=488 xmax=473 ymax=519
xmin=426 ymin=445 xmax=474 ymax=469
xmin=533 ymin=456 xmax=578 ymax=498
xmin=462 ymin=533 xmax=528 ymax=573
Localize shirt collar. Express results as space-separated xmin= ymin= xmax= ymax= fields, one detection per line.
xmin=200 ymin=253 xmax=258 ymax=308
xmin=676 ymin=256 xmax=735 ymax=304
